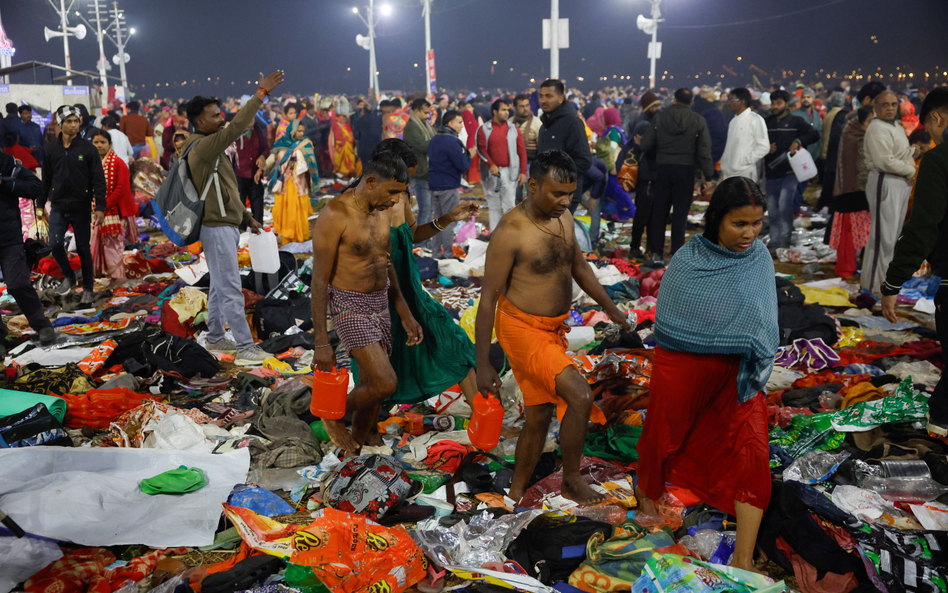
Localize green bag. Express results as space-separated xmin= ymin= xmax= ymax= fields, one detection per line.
xmin=140 ymin=465 xmax=207 ymax=495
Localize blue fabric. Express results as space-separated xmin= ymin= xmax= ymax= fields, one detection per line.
xmin=842 ymin=363 xmax=885 ymax=377
xmin=655 ymin=235 xmax=779 ymax=402
xmin=766 ymin=174 xmax=798 ymax=248
xmin=227 ymin=486 xmax=295 ymax=517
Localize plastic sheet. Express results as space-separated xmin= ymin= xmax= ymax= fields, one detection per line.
xmin=831 ymin=378 xmax=929 ymax=431
xmin=410 ymin=509 xmax=544 ymax=568
xmin=0 ymin=447 xmax=249 ymax=548
xmin=632 ymin=554 xmax=782 ymax=593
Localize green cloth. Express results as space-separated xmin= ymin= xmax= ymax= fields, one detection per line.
xmin=0 ymin=388 xmax=67 ymax=422
xmin=140 ymin=466 xmax=207 ymax=495
xmin=353 ymin=224 xmax=476 ymax=404
xmin=582 ymin=424 xmax=643 ymax=462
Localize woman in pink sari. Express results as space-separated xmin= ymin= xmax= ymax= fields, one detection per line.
xmin=90 ymin=131 xmax=138 ymax=281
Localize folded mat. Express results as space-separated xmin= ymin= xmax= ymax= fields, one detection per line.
xmin=0 ymin=388 xmax=67 ymax=422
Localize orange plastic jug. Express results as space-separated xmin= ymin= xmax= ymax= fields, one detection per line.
xmin=306 ymin=367 xmax=349 ymax=420
xmin=467 ymin=393 xmax=503 ymax=451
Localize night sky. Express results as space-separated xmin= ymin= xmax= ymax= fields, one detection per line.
xmin=3 ymin=0 xmax=947 ymax=100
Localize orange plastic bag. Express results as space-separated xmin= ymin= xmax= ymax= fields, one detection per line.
xmin=223 ymin=504 xmax=426 ymax=593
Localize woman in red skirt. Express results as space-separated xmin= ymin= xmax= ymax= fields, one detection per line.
xmin=635 ymin=177 xmax=779 ymax=574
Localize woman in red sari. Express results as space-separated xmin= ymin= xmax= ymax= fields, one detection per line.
xmin=90 ymin=130 xmax=137 ymax=281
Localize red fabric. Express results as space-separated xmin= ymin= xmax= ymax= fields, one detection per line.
xmin=476 ymin=121 xmax=527 ymax=171
xmin=102 ymin=151 xmax=137 ymax=217
xmin=161 ymin=300 xmax=195 ymax=338
xmin=25 ymin=547 xmax=186 ymax=593
xmin=833 ymin=214 xmax=857 ymax=278
xmin=424 ymin=440 xmax=470 ymax=473
xmin=36 ymin=254 xmax=80 ymax=277
xmin=776 ymin=537 xmax=858 ymax=593
xmin=791 ymin=370 xmax=871 ymax=391
xmin=636 ymin=347 xmax=772 ymax=515
xmin=835 ymin=341 xmax=916 ymax=367
xmin=3 ymin=145 xmax=39 ymax=171
xmin=902 ymin=340 xmax=944 ymax=370
xmin=637 ymin=268 xmax=666 ymax=298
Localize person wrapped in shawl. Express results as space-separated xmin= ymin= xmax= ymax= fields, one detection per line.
xmin=635 ymin=177 xmax=778 ymax=574
xmin=329 ymin=111 xmax=361 ymax=180
xmin=89 ymin=130 xmax=139 ymax=280
xmin=268 ymin=120 xmax=317 ymax=244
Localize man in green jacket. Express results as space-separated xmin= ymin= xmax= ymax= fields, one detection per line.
xmin=181 ymin=70 xmax=284 ymax=366
xmin=881 ymin=87 xmax=948 ymax=436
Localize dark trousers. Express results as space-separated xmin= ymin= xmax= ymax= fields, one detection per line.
xmin=49 ymin=207 xmax=94 ymax=291
xmin=648 ymin=164 xmax=695 ymax=256
xmin=237 ymin=176 xmax=265 ymax=224
xmin=930 ymin=286 xmax=948 ymax=424
xmin=567 ymin=175 xmax=586 ymax=213
xmin=0 ymin=243 xmax=50 ymax=334
xmin=631 ymin=178 xmax=655 ymax=251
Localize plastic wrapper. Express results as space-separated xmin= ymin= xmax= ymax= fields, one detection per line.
xmin=769 ymin=422 xmax=844 ymax=466
xmin=518 ymin=457 xmax=637 ymax=510
xmin=831 ymin=485 xmax=901 ymax=523
xmin=851 ymin=522 xmax=948 ymax=593
xmin=678 ymin=530 xmax=736 ymax=565
xmin=630 ymin=492 xmax=686 ymax=532
xmin=631 ymin=554 xmax=782 ymax=593
xmin=908 ymin=501 xmax=948 ymax=531
xmin=247 ymin=467 xmax=317 ymax=492
xmin=782 ymin=449 xmax=850 ymax=484
xmin=143 ymin=411 xmax=215 ymax=453
xmin=410 ymin=509 xmax=544 ymax=568
xmin=572 ymin=351 xmax=652 ymax=386
xmin=831 ymin=378 xmax=929 ymax=431
xmin=0 ymin=535 xmax=64 ymax=593
xmin=222 ymin=504 xmax=426 ymax=593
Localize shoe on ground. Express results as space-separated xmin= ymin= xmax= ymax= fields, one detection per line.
xmin=56 ymin=277 xmax=76 ymax=296
xmin=206 ymin=337 xmax=238 ymax=354
xmin=39 ymin=326 xmax=57 ymax=345
xmin=927 ymin=412 xmax=948 ymax=437
xmin=235 ymin=345 xmax=269 ymax=366
xmin=79 ymin=290 xmax=95 ymax=306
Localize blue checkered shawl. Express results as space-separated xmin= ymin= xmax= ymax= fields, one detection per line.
xmin=655 ymin=235 xmax=779 ymax=402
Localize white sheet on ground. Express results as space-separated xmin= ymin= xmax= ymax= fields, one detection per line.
xmin=0 ymin=447 xmax=249 ymax=549
xmin=13 ymin=345 xmax=96 ymax=366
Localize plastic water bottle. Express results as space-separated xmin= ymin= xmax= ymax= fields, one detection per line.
xmin=569 ymin=505 xmax=630 ymax=525
xmin=248 ymin=229 xmax=280 ymax=274
xmin=862 ymin=476 xmax=948 ymax=502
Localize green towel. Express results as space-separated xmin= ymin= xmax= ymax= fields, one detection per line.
xmin=583 ymin=425 xmax=644 ymax=462
xmin=0 ymin=388 xmax=67 ymax=422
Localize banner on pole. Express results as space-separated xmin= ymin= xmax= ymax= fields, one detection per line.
xmin=542 ymin=18 xmax=570 ymax=49
xmin=426 ymin=49 xmax=436 ymax=93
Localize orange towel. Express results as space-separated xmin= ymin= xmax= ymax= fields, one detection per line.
xmin=495 ymin=294 xmax=606 ymax=424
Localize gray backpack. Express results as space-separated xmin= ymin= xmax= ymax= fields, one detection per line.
xmin=150 ymin=142 xmax=223 ymax=246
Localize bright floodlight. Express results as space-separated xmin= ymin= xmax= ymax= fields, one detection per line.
xmin=352 ymin=6 xmax=359 ymax=13
xmin=380 ymin=4 xmax=392 ymax=16
xmin=130 ymin=28 xmax=136 ymax=35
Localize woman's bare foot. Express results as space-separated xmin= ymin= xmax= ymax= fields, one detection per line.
xmin=562 ymin=476 xmax=607 ymax=506
xmin=322 ymin=418 xmax=359 ymax=452
xmin=634 ymin=486 xmax=658 ymax=515
xmin=731 ymin=557 xmax=766 ymax=576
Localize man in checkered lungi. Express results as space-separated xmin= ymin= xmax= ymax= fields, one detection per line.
xmin=310 ymin=151 xmax=424 ymax=454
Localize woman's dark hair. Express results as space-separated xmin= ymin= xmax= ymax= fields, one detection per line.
xmin=185 ymin=95 xmax=222 ymax=127
xmin=90 ymin=129 xmax=112 ymax=145
xmin=856 ymin=106 xmax=873 ymax=125
xmin=702 ymin=177 xmax=765 ymax=245
xmin=909 ymin=129 xmax=931 ymax=146
xmin=530 ymin=149 xmax=577 ymax=185
xmin=372 ymin=138 xmax=418 ymax=169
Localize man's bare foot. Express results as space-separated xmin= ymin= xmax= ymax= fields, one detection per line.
xmin=562 ymin=476 xmax=607 ymax=507
xmin=731 ymin=558 xmax=766 ymax=576
xmin=365 ymin=429 xmax=384 ymax=447
xmin=322 ymin=418 xmax=359 ymax=452
xmin=634 ymin=486 xmax=658 ymax=516
xmin=508 ymin=486 xmax=525 ymax=505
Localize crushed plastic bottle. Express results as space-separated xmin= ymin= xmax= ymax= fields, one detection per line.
xmin=568 ymin=505 xmax=630 ymax=525
xmin=862 ymin=476 xmax=948 ymax=503
xmin=783 ymin=449 xmax=850 ymax=484
xmin=679 ymin=529 xmax=737 ymax=564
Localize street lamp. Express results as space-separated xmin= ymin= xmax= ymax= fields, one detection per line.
xmin=353 ymin=1 xmax=390 ymax=98
xmin=635 ymin=0 xmax=663 ymax=89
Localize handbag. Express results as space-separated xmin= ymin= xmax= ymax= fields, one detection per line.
xmin=616 ymin=153 xmax=639 ymax=193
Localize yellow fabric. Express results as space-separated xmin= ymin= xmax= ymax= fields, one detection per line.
xmin=168 ymin=287 xmax=208 ymax=322
xmin=835 ymin=327 xmax=866 ymax=348
xmin=799 ymin=286 xmax=851 ymax=307
xmin=272 ymin=176 xmax=313 ymax=244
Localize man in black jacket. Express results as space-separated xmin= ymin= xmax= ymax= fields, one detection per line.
xmin=640 ymin=88 xmax=713 ymax=258
xmin=764 ymin=90 xmax=821 ymax=251
xmin=537 ymin=79 xmax=592 ymax=212
xmin=0 ymin=152 xmax=57 ymax=354
xmin=353 ymin=101 xmax=382 ymax=170
xmin=39 ymin=106 xmax=106 ymax=306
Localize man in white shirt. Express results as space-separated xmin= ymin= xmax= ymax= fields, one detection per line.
xmin=100 ymin=116 xmax=134 ymax=164
xmin=720 ymin=88 xmax=770 ymax=182
xmin=861 ymin=90 xmax=918 ymax=293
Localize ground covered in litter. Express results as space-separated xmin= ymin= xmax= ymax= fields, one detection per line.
xmin=1 ymin=182 xmax=946 ymax=593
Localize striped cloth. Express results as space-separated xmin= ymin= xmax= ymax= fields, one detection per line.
xmin=655 ymin=235 xmax=779 ymax=402
xmin=328 ymin=282 xmax=393 ymax=355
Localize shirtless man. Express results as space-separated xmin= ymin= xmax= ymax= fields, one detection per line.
xmin=475 ymin=150 xmax=632 ymax=506
xmin=311 ymin=151 xmax=424 ymax=452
